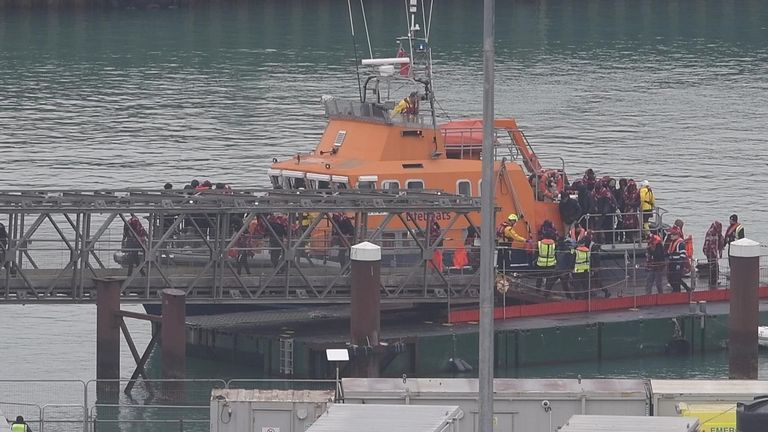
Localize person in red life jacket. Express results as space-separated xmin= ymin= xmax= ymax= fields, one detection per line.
xmin=582 ymin=168 xmax=597 ymax=191
xmin=331 ymin=213 xmax=355 ymax=270
xmin=666 ymin=226 xmax=690 ymax=293
xmin=464 ymin=226 xmax=480 ymax=270
xmin=267 ymin=213 xmax=289 ymax=269
xmin=724 ymin=214 xmax=745 ymax=248
xmin=232 ymin=219 xmax=253 ymax=276
xmin=496 ymin=213 xmax=528 ymax=272
xmin=622 ymin=179 xmax=640 ymax=242
xmin=702 ymin=221 xmax=724 ymax=289
xmin=393 ymin=91 xmax=419 ymax=116
xmin=645 ymin=231 xmax=665 ymax=294
xmin=595 ymin=179 xmax=617 ymax=244
xmin=122 ymin=215 xmax=147 ymax=276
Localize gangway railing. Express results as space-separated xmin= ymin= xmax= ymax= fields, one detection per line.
xmin=0 ymin=189 xmax=481 ymax=304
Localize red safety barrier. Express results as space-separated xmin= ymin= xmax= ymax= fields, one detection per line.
xmin=449 ymin=285 xmax=768 ymax=324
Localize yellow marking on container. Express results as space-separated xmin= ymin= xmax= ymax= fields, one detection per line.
xmin=676 ymin=402 xmax=736 ymax=432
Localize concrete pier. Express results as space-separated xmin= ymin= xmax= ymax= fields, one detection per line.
xmin=728 ymin=238 xmax=760 ymax=380
xmin=349 ymin=241 xmax=381 ymax=378
xmin=95 ymin=277 xmax=122 ymax=401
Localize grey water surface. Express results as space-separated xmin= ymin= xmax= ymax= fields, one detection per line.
xmin=1 ymin=0 xmax=767 ymax=385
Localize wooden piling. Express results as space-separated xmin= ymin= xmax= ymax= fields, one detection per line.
xmin=728 ymin=238 xmax=760 ymax=380
xmin=95 ymin=277 xmax=122 ymax=401
xmin=349 ymin=241 xmax=382 ymax=378
xmin=161 ymin=288 xmax=186 ymax=398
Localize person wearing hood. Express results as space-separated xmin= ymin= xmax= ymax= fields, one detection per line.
xmin=622 ymin=179 xmax=640 ymax=242
xmin=703 ymin=221 xmax=724 ymax=289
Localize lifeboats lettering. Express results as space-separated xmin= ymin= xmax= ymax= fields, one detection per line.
xmin=406 ymin=212 xmax=451 ymax=222
xmin=709 ymin=428 xmax=735 ymax=432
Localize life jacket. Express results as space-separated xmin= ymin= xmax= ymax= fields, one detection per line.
xmin=429 ymin=249 xmax=444 ymax=272
xmin=667 ymin=238 xmax=686 ymax=260
xmin=569 ymin=226 xmax=585 ymax=242
xmin=725 ymin=223 xmax=744 ymax=243
xmin=452 ymin=247 xmax=469 ymax=268
xmin=536 ymin=239 xmax=556 ymax=268
xmin=12 ymin=424 xmax=27 ymax=432
xmin=639 ymin=186 xmax=654 ymax=211
xmin=496 ymin=222 xmax=510 ymax=240
xmin=573 ymin=246 xmax=590 ymax=273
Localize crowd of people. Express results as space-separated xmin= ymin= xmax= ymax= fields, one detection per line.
xmin=496 ymin=213 xmax=607 ymax=299
xmin=495 ymin=167 xmax=751 ymax=298
xmin=553 ymin=169 xmax=656 ymax=244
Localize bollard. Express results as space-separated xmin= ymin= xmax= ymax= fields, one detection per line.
xmin=95 ymin=277 xmax=122 ymax=402
xmin=728 ymin=238 xmax=760 ymax=380
xmin=349 ymin=241 xmax=381 ymax=378
xmin=161 ymin=288 xmax=187 ymax=399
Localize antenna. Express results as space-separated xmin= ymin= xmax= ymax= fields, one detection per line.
xmin=346 ymin=0 xmax=364 ymax=102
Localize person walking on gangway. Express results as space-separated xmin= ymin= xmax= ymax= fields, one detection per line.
xmin=12 ymin=415 xmax=33 ymax=432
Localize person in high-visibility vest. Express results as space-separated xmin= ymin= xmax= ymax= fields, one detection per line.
xmin=724 ymin=214 xmax=745 ymax=246
xmin=11 ymin=416 xmax=32 ymax=432
xmin=639 ymin=180 xmax=655 ymax=236
xmin=535 ymin=238 xmax=557 ymax=295
xmin=571 ymin=244 xmax=591 ymax=300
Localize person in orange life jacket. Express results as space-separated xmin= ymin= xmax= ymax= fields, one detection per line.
xmin=702 ymin=221 xmax=724 ymax=289
xmin=664 ymin=219 xmax=692 ymax=274
xmin=496 ymin=213 xmax=528 ymax=272
xmin=393 ymin=91 xmax=419 ymax=116
xmin=724 ymin=214 xmax=745 ymax=247
xmin=666 ymin=226 xmax=690 ymax=293
xmin=645 ymin=230 xmax=666 ymax=294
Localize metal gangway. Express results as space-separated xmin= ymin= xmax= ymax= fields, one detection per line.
xmin=0 ymin=189 xmax=481 ymax=305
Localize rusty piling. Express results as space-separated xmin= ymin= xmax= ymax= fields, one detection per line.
xmin=728 ymin=238 xmax=760 ymax=380
xmin=95 ymin=277 xmax=122 ymax=401
xmin=349 ymin=241 xmax=381 ymax=378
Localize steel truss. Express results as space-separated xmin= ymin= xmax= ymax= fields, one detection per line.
xmin=0 ymin=189 xmax=482 ymax=304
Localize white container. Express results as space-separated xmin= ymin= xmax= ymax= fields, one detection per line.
xmin=306 ymin=404 xmax=462 ymax=432
xmin=342 ymin=378 xmax=649 ymax=432
xmin=210 ymin=389 xmax=334 ymax=432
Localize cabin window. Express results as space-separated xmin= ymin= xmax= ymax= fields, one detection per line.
xmin=332 ymin=182 xmax=348 ymax=190
xmin=358 ymin=181 xmax=376 ymax=189
xmin=317 ymin=180 xmax=331 ymax=190
xmin=270 ymin=175 xmax=282 ymax=189
xmin=382 ymin=180 xmax=400 ymax=190
xmin=383 ymin=232 xmax=396 ymax=249
xmin=285 ymin=177 xmax=306 ymax=190
xmin=406 ymin=180 xmax=424 ymax=190
xmin=401 ymin=232 xmax=411 ymax=248
xmin=457 ymin=180 xmax=471 ymax=197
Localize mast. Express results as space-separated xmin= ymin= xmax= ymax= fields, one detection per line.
xmin=478 ymin=1 xmax=495 ymax=432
